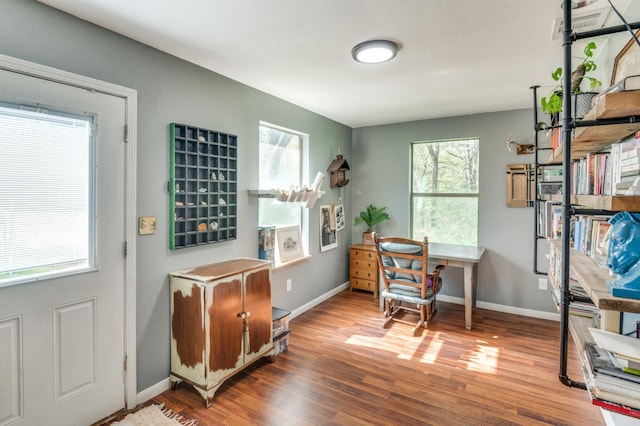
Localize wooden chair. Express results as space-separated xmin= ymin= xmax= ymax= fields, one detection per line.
xmin=374 ymin=234 xmax=445 ymax=335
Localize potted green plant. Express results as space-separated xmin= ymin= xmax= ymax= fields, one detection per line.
xmin=354 ymin=204 xmax=390 ymax=245
xmin=541 ymin=41 xmax=602 ymax=120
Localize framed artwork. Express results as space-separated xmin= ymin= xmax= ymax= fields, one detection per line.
xmin=335 ymin=203 xmax=345 ymax=231
xmin=275 ymin=225 xmax=304 ymax=262
xmin=320 ymin=204 xmax=337 ymax=252
xmin=610 ymin=29 xmax=640 ymax=86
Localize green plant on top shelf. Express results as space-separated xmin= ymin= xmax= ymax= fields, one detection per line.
xmin=541 ymin=41 xmax=603 ymax=116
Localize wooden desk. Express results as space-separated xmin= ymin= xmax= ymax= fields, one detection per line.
xmin=428 ymin=243 xmax=486 ymax=331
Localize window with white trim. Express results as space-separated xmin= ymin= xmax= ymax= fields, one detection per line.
xmin=0 ymin=102 xmax=95 ymax=286
xmin=411 ymin=138 xmax=479 ymax=246
xmin=258 ymin=123 xmax=308 ymax=258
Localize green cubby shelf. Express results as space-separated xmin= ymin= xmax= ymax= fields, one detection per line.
xmin=169 ymin=123 xmax=237 ymax=249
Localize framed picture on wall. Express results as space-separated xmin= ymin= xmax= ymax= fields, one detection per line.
xmin=320 ymin=204 xmax=338 ymax=252
xmin=335 ymin=203 xmax=345 ymax=231
xmin=275 ymin=225 xmax=304 ymax=262
xmin=611 ymin=29 xmax=640 ymax=85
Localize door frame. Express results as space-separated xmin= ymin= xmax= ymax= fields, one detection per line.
xmin=0 ymin=53 xmax=138 ymax=410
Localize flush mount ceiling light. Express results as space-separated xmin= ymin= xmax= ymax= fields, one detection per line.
xmin=351 ymin=40 xmax=398 ymax=64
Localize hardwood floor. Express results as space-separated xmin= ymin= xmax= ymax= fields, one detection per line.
xmin=149 ymin=290 xmax=604 ymax=425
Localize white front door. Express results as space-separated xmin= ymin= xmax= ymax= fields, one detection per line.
xmin=0 ymin=67 xmax=127 ymax=426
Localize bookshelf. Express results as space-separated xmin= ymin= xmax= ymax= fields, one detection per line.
xmin=539 ymin=3 xmax=640 ymax=420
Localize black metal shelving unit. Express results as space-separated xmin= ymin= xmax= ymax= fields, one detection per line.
xmin=531 ymin=85 xmax=562 ymax=276
xmin=555 ymin=1 xmax=640 ymax=390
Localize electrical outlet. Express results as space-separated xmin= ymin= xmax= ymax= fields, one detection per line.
xmin=286 ymin=279 xmax=292 ymax=292
xmin=538 ymin=278 xmax=548 ymax=290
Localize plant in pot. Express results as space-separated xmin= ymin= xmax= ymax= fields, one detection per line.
xmin=541 ymin=41 xmax=602 ymax=121
xmin=354 ymin=204 xmax=390 ymax=245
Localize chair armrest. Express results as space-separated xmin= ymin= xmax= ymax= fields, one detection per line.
xmin=432 ymin=264 xmax=446 ymax=273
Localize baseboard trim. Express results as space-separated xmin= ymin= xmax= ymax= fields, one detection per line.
xmin=136 ymin=283 xmax=558 ymax=405
xmin=437 ymin=294 xmax=560 ymax=322
xmin=290 ymin=282 xmax=350 ymax=319
xmin=136 ymin=378 xmax=171 ymax=405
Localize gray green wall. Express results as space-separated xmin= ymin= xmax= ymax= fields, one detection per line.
xmin=351 ymin=110 xmax=555 ymax=312
xmin=1 ymin=0 xmax=352 ymax=392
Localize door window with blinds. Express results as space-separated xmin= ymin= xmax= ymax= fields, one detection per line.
xmin=0 ymin=102 xmax=95 ymax=287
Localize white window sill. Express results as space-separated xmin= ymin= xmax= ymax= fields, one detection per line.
xmin=274 ymin=255 xmax=311 ymax=270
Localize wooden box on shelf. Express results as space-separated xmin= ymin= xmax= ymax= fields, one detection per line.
xmin=349 ymin=244 xmax=379 ymax=300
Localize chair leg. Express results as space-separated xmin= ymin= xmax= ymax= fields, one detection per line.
xmin=382 ymin=298 xmax=394 ymax=328
xmin=411 ymin=306 xmax=425 ymax=336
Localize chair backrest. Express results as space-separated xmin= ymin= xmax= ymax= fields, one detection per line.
xmin=374 ymin=235 xmax=435 ymax=299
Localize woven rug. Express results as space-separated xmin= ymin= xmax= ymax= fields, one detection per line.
xmin=111 ymin=403 xmax=197 ymax=426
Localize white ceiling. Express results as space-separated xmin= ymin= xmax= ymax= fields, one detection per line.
xmin=38 ymin=0 xmax=638 ymax=128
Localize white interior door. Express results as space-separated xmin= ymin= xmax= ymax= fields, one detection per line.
xmin=0 ymin=68 xmax=126 ymax=426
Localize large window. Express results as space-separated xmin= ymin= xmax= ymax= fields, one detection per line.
xmin=0 ymin=102 xmax=95 ymax=286
xmin=411 ymin=138 xmax=479 ymax=246
xmin=258 ymin=123 xmax=308 ymax=255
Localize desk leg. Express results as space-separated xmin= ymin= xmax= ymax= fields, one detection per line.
xmin=463 ymin=262 xmax=475 ymax=330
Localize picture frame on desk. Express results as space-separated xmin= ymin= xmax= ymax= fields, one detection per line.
xmin=611 ymin=29 xmax=640 ymax=86
xmin=275 ymin=225 xmax=304 ymax=262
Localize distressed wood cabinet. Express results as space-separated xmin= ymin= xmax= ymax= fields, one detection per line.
xmin=169 ymin=258 xmax=274 ymax=406
xmin=349 ymin=244 xmax=379 ymax=300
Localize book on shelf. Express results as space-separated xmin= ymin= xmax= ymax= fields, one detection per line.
xmin=598 ymin=75 xmax=640 ymax=97
xmin=612 ymin=354 xmax=640 ymax=376
xmin=592 ymin=75 xmax=640 ymax=108
xmin=581 ymin=347 xmax=640 ymax=416
xmin=620 ymin=147 xmax=640 ymax=162
xmin=543 ymin=200 xmax=561 ymax=239
xmin=584 ymin=341 xmax=640 ymax=386
xmin=591 ymin=220 xmax=611 ymax=269
xmin=591 ymin=393 xmax=640 ymax=419
xmin=589 ymin=327 xmax=640 ymax=362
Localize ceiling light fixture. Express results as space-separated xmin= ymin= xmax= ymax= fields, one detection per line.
xmin=351 ymin=40 xmax=398 ymax=64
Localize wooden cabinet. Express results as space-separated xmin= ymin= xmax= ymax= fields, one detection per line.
xmin=169 ymin=258 xmax=274 ymax=406
xmin=349 ymin=244 xmax=378 ymax=300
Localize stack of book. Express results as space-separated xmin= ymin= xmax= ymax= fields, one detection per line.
xmin=583 ymin=328 xmax=640 ymax=418
xmin=614 ymin=132 xmax=640 ymax=195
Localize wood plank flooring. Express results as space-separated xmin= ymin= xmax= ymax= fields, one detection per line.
xmin=148 ymin=290 xmax=604 ymax=425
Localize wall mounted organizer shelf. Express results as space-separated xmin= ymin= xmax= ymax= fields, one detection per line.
xmin=169 ymin=123 xmax=237 ymax=249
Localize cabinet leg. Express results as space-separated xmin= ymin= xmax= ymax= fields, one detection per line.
xmin=169 ymin=376 xmax=181 ymax=390
xmin=194 ymin=385 xmax=221 ymax=408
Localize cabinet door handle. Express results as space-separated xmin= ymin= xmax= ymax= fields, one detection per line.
xmin=237 ymin=312 xmax=246 ymax=319
xmin=245 ymin=311 xmax=251 ymax=318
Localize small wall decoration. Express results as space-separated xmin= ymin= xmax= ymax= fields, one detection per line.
xmin=320 ymin=204 xmax=338 ymax=252
xmin=335 ymin=203 xmax=345 ymax=231
xmin=138 ymin=216 xmax=157 ymax=235
xmin=327 ymin=150 xmax=350 ymax=188
xmin=276 ymin=225 xmax=304 ymax=262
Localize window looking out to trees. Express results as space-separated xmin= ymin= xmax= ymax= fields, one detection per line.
xmin=258 ymin=122 xmax=308 ymax=255
xmin=411 ymin=138 xmax=479 ymax=246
